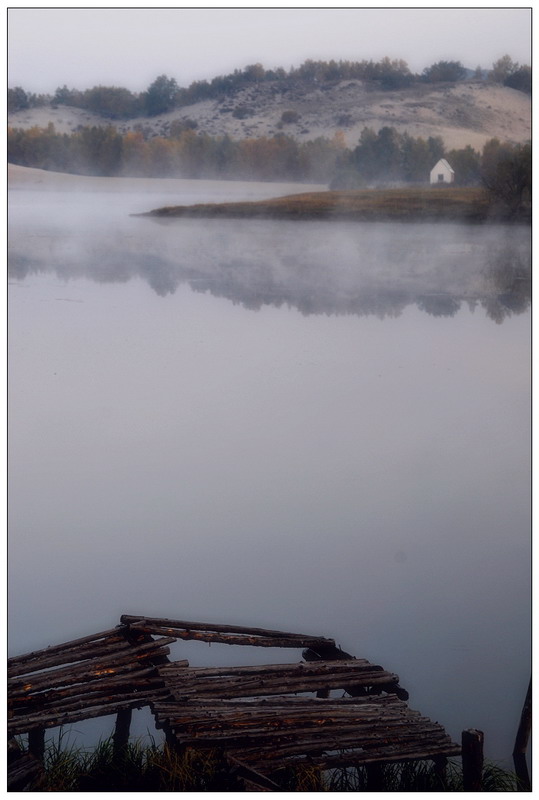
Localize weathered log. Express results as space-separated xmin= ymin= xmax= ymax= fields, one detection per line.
xmin=122 ymin=615 xmax=333 ymax=643
xmin=227 ymin=755 xmax=281 ymax=791
xmin=156 ymin=701 xmax=410 ymax=725
xmin=163 ymin=668 xmax=396 ymax=691
xmin=8 ymin=693 xmax=166 ymax=735
xmin=155 ymin=693 xmax=402 ymax=709
xmin=12 ymin=684 xmax=169 ymax=719
xmin=304 ymin=643 xmax=409 ymax=700
xmin=233 ymin=728 xmax=459 ymax=763
xmin=165 ymin=671 xmax=400 ymax=700
xmin=7 ymin=753 xmax=44 ymax=790
xmin=170 ymin=719 xmax=446 ymax=751
xmin=9 ymin=641 xmax=173 ymax=691
xmin=9 ymin=668 xmax=163 ymax=717
xmin=129 ymin=624 xmax=330 ymax=648
xmin=158 ymin=658 xmax=370 ymax=678
xmin=8 ymin=627 xmax=127 ymax=666
xmin=243 ymin=741 xmax=461 ymax=773
xmin=8 ymin=638 xmax=133 ymax=677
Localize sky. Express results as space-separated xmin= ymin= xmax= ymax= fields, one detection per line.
xmin=7 ymin=7 xmax=531 ymax=95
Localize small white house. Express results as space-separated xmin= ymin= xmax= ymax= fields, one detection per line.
xmin=430 ymin=158 xmax=455 ymax=184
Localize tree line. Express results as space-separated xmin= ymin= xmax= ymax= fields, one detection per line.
xmin=8 ymin=54 xmax=530 ymax=117
xmin=7 ymin=122 xmax=530 ymax=214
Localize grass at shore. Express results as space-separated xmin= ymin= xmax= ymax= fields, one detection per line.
xmin=139 ymin=186 xmax=517 ymax=224
xmin=17 ymin=734 xmax=520 ymax=791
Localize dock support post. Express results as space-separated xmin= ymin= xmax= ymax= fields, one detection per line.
xmin=462 ymin=728 xmax=483 ymax=791
xmin=112 ymin=708 xmax=132 ymax=760
xmin=28 ymin=728 xmax=45 ymax=762
xmin=433 ymin=755 xmax=448 ymax=788
xmin=366 ymin=762 xmax=384 ymax=791
xmin=513 ymin=677 xmax=532 ymax=791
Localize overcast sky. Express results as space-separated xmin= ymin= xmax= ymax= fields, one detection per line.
xmin=8 ymin=7 xmax=531 ymax=94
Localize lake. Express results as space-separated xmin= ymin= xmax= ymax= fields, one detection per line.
xmin=8 ymin=177 xmax=531 ymax=765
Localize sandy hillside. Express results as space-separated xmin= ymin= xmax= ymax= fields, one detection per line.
xmin=8 ymin=80 xmax=530 ymax=152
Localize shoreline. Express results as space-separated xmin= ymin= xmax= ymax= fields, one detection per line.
xmin=138 ymin=187 xmax=529 ymax=225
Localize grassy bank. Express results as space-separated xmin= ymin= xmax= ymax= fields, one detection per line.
xmin=138 ymin=186 xmax=528 ymax=224
xmin=14 ymin=735 xmax=520 ymax=792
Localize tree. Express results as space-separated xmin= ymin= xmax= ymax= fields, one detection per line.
xmin=422 ymin=60 xmax=466 ymax=83
xmin=53 ymin=85 xmax=82 ymax=106
xmin=481 ymin=138 xmax=531 ymax=214
xmin=401 ymin=134 xmax=433 ymax=182
xmin=82 ymin=86 xmax=140 ymax=118
xmin=490 ymin=55 xmax=517 ymax=84
xmin=427 ymin=136 xmax=445 ymax=164
xmin=446 ymin=145 xmax=481 ymax=186
xmin=143 ymin=75 xmax=179 ymax=116
xmin=74 ymin=126 xmax=123 ymax=176
xmin=8 ymin=87 xmax=29 ymax=113
xmin=242 ymin=63 xmax=265 ymax=83
xmin=504 ymin=65 xmax=531 ymax=94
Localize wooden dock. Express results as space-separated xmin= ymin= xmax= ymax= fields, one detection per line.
xmin=8 ymin=614 xmax=467 ymax=791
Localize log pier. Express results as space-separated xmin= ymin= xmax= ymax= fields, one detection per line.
xmin=8 ymin=613 xmax=467 ymax=791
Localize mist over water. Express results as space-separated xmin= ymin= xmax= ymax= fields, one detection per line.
xmin=8 ymin=181 xmax=530 ymax=763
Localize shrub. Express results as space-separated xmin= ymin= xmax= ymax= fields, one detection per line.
xmin=280 ymin=110 xmax=300 ymax=124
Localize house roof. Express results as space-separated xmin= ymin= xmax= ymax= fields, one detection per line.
xmin=432 ymin=158 xmax=455 ymax=173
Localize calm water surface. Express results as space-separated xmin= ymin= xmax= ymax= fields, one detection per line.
xmin=8 ymin=180 xmax=531 ymax=763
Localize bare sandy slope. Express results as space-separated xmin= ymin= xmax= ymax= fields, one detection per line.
xmin=7 ymin=163 xmax=325 ymax=196
xmin=8 ymin=80 xmax=530 ymax=152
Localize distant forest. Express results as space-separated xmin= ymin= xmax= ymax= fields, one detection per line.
xmin=7 ymin=55 xmax=531 ymax=117
xmin=7 ymin=54 xmax=531 ymax=211
xmin=7 ymin=123 xmax=531 ymax=213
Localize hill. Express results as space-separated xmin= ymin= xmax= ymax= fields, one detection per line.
xmin=8 ymin=79 xmax=530 ymax=152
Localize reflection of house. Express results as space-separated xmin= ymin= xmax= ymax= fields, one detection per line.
xmin=430 ymin=158 xmax=455 ymax=184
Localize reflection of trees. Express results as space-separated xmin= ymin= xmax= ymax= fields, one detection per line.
xmin=480 ymin=243 xmax=531 ymax=323
xmin=8 ymin=227 xmax=531 ymax=324
xmin=417 ymin=295 xmax=461 ymax=317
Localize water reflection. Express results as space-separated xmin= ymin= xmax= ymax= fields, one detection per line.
xmin=8 ymin=219 xmax=530 ymax=323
